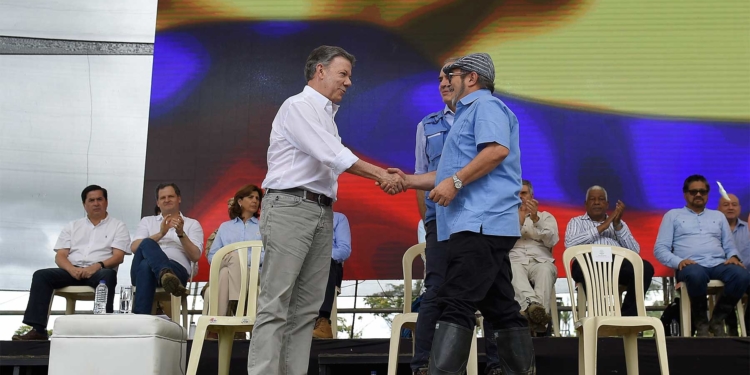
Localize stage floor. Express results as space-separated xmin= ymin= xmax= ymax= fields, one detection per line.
xmin=1 ymin=337 xmax=749 ymax=374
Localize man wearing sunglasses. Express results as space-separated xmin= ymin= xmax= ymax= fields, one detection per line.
xmin=654 ymin=174 xmax=749 ymax=336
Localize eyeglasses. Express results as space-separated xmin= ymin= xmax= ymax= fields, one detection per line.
xmin=687 ymin=189 xmax=708 ymax=196
xmin=447 ymin=72 xmax=470 ymax=80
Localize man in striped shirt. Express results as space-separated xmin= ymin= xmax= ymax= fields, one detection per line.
xmin=564 ymin=185 xmax=654 ymax=316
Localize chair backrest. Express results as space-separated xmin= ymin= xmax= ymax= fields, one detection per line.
xmin=207 ymin=240 xmax=263 ymax=320
xmin=402 ymin=243 xmax=426 ymax=314
xmin=563 ymin=244 xmax=646 ymax=322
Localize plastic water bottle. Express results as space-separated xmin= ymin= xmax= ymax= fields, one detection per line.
xmin=669 ymin=318 xmax=680 ymax=337
xmin=93 ymin=280 xmax=108 ymax=314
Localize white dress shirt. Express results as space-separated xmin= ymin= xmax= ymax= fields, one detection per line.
xmin=510 ymin=211 xmax=559 ymax=264
xmin=133 ymin=213 xmax=204 ymax=273
xmin=54 ymin=215 xmax=131 ymax=267
xmin=262 ymin=85 xmax=359 ymax=200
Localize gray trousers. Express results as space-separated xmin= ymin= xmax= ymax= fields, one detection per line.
xmin=247 ymin=192 xmax=333 ymax=375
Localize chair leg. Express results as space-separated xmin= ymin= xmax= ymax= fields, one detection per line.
xmin=578 ymin=334 xmax=585 ymax=375
xmin=186 ymin=319 xmax=209 ymax=375
xmin=218 ymin=327 xmax=234 ymax=375
xmin=182 ymin=296 xmax=189 ymax=327
xmin=331 ymin=290 xmax=338 ymax=338
xmin=622 ymin=333 xmax=639 ymax=375
xmin=651 ymin=323 xmax=671 ymax=374
xmin=582 ymin=322 xmax=598 ymax=375
xmin=387 ymin=315 xmax=406 ymax=375
xmin=551 ymin=294 xmax=561 ymax=336
xmin=737 ymin=299 xmax=747 ymax=337
xmin=170 ymin=295 xmax=181 ymax=325
xmin=467 ymin=327 xmax=478 ymax=375
xmin=65 ymin=297 xmax=76 ymax=315
xmin=680 ymin=286 xmax=691 ymax=337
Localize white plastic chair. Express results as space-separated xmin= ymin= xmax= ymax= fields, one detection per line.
xmin=48 ymin=286 xmax=96 ymax=318
xmin=676 ymin=280 xmax=747 ymax=337
xmin=549 ymin=291 xmax=561 ymax=336
xmin=564 ymin=245 xmax=669 ymax=375
xmin=187 ymin=241 xmax=262 ymax=375
xmin=386 ymin=243 xmax=478 ymax=375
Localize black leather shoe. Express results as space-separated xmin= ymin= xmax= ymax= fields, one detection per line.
xmin=12 ymin=329 xmax=49 ymax=341
xmin=429 ymin=321 xmax=473 ymax=375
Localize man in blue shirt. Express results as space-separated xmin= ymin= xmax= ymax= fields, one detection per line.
xmin=717 ymin=193 xmax=750 ymax=335
xmin=396 ymin=53 xmax=534 ymax=375
xmin=410 ymin=60 xmax=501 ymax=375
xmin=654 ymin=175 xmax=749 ymax=336
xmin=312 ymin=211 xmax=352 ymax=338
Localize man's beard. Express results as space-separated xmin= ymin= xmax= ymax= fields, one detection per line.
xmin=451 ymin=82 xmax=465 ymax=108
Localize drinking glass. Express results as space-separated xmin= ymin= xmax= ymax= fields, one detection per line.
xmin=119 ymin=286 xmax=132 ymax=314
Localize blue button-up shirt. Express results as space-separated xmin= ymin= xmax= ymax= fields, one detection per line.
xmin=415 ymin=106 xmax=454 ymax=224
xmin=207 ymin=216 xmax=264 ymax=265
xmin=332 ymin=212 xmax=352 ymax=263
xmin=732 ymin=219 xmax=750 ymax=274
xmin=435 ymin=89 xmax=522 ymax=241
xmin=654 ymin=207 xmax=739 ymax=269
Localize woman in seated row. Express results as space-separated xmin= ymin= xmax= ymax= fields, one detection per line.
xmin=206 ymin=184 xmax=264 ymax=317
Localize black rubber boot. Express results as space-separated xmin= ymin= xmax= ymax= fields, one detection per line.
xmin=429 ymin=321 xmax=474 ymax=375
xmin=709 ymin=296 xmax=740 ymax=337
xmin=691 ymin=297 xmax=709 ymax=337
xmin=493 ymin=327 xmax=536 ymax=375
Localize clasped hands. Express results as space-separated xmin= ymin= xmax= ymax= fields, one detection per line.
xmin=376 ymin=168 xmax=458 ymax=206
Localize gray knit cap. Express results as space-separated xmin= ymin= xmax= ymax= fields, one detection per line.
xmin=442 ymin=53 xmax=495 ymax=83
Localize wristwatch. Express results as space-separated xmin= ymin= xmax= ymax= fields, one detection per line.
xmin=98 ymin=261 xmax=106 ymax=270
xmin=452 ymin=174 xmax=463 ymax=189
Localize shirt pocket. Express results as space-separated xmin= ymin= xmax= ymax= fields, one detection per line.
xmin=676 ymin=218 xmax=699 ymax=236
xmin=425 ymin=130 xmax=445 ymax=164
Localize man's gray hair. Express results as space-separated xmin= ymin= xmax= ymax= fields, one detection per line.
xmin=304 ymin=45 xmax=356 ymax=82
xmin=522 ymin=179 xmax=534 ymax=196
xmin=586 ymin=185 xmax=608 ymax=201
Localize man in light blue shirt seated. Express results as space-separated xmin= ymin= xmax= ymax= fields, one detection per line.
xmin=717 ymin=193 xmax=750 ymax=335
xmin=654 ymin=175 xmax=749 ymax=337
xmin=312 ymin=211 xmax=351 ymax=338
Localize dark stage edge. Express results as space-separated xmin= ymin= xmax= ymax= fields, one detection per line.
xmin=1 ymin=337 xmax=749 ymax=375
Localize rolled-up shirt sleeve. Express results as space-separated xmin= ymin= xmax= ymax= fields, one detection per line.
xmin=282 ymin=101 xmax=358 ymax=175
xmin=414 ymin=121 xmax=428 ymax=175
xmin=614 ymin=221 xmax=640 ymax=253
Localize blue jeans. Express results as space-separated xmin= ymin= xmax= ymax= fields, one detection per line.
xmin=411 ymin=220 xmax=500 ymax=373
xmin=676 ymin=263 xmax=749 ymax=299
xmin=130 ymin=238 xmax=189 ymax=314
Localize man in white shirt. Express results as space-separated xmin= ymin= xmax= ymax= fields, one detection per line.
xmin=249 ymin=45 xmax=404 ymax=375
xmin=13 ymin=185 xmax=131 ymax=341
xmin=510 ymin=180 xmax=559 ymax=334
xmin=130 ymin=183 xmax=204 ymax=315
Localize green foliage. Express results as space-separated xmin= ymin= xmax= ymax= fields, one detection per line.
xmin=337 ymin=316 xmax=363 ymax=338
xmin=15 ymin=325 xmax=52 ymax=336
xmin=362 ymin=281 xmax=423 ymax=327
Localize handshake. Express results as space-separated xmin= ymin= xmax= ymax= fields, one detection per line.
xmin=376 ymin=168 xmax=409 ymax=195
xmin=375 ymin=168 xmax=459 ymax=207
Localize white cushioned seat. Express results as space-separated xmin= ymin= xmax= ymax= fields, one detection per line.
xmin=50 ymin=315 xmax=186 ymax=375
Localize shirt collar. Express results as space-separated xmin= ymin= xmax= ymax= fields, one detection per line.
xmin=682 ymin=206 xmax=706 ymax=215
xmin=737 ymin=219 xmax=748 ymax=229
xmin=232 ymin=216 xmax=259 ymax=224
xmin=458 ymin=88 xmax=491 ymax=107
xmin=443 ymin=105 xmax=455 ymax=116
xmin=156 ymin=212 xmax=184 ymax=221
xmin=304 ymin=85 xmax=339 ymax=117
xmin=581 ymin=213 xmax=607 ymax=223
xmin=86 ymin=213 xmax=109 ymax=226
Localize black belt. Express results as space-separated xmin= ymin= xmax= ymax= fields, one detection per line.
xmin=267 ymin=188 xmax=333 ymax=206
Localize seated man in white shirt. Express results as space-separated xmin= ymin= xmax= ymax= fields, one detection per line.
xmin=12 ymin=185 xmax=131 ymax=341
xmin=510 ymin=180 xmax=559 ymax=334
xmin=130 ymin=183 xmax=204 ymax=315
